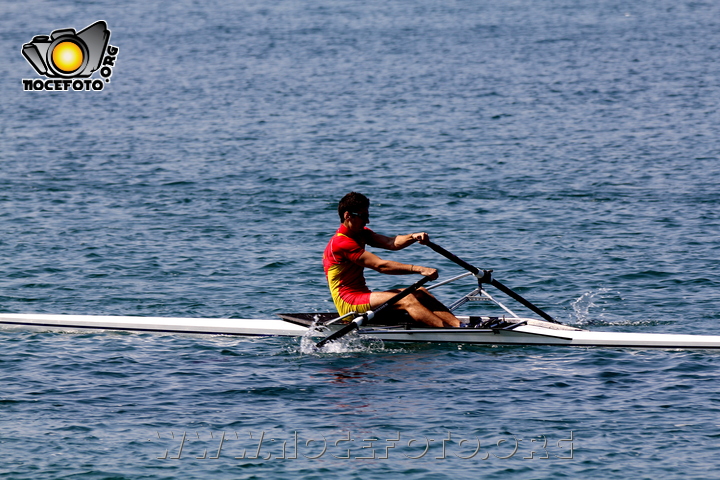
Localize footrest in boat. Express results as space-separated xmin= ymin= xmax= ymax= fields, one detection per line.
xmin=464 ymin=316 xmax=526 ymax=330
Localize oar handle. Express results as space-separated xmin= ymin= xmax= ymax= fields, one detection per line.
xmin=315 ymin=275 xmax=432 ymax=349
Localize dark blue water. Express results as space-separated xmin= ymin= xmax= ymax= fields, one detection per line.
xmin=2 ymin=0 xmax=720 ymax=478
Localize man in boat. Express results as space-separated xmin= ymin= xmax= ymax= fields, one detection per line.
xmin=323 ymin=192 xmax=460 ymax=328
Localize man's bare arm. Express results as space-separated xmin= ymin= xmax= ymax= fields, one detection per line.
xmin=356 ymin=250 xmax=438 ymax=279
xmin=368 ymin=232 xmax=431 ymax=251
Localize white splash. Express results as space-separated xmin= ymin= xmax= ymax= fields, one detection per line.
xmin=570 ymin=288 xmax=623 ymax=325
xmin=298 ymin=318 xmax=385 ymax=355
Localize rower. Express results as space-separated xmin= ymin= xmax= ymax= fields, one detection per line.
xmin=323 ymin=192 xmax=460 ymax=328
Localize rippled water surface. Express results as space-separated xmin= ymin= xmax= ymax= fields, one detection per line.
xmin=1 ymin=0 xmax=720 ymax=478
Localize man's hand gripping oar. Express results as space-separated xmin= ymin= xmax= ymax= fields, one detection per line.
xmin=315 ymin=275 xmax=433 ymax=349
xmin=425 ymin=241 xmax=559 ymax=324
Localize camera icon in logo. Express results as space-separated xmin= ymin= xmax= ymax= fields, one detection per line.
xmin=22 ymin=20 xmax=110 ymax=78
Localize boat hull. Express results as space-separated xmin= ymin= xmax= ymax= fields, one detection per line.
xmin=0 ymin=313 xmax=307 ymax=337
xmin=3 ymin=313 xmax=720 ymax=349
xmin=360 ymin=324 xmax=720 ymax=349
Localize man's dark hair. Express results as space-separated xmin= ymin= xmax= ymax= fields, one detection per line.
xmin=338 ymin=192 xmax=370 ymax=221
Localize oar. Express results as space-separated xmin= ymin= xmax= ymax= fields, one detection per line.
xmin=425 ymin=241 xmax=559 ymax=324
xmin=315 ymin=275 xmax=433 ymax=349
xmin=425 ymin=241 xmax=480 ymax=275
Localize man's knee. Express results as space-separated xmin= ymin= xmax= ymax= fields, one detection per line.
xmin=414 ymin=288 xmax=433 ymax=301
xmin=397 ymin=294 xmax=421 ymax=308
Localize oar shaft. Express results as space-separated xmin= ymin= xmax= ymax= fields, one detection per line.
xmin=315 ymin=318 xmax=363 ymax=348
xmin=426 ymin=241 xmax=480 ymax=275
xmin=373 ymin=275 xmax=432 ymax=316
xmin=426 ymin=240 xmax=559 ymax=324
xmin=315 ymin=275 xmax=432 ymax=348
xmin=490 ymin=279 xmax=558 ymax=324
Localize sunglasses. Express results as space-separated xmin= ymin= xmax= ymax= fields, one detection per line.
xmin=349 ymin=211 xmax=369 ymax=222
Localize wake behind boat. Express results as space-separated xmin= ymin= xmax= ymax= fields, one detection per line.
xmin=2 ymin=241 xmax=720 ymax=349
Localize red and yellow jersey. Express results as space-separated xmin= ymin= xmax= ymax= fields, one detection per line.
xmin=323 ymin=224 xmax=374 ymax=313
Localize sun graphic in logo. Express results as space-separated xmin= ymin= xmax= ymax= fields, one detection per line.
xmin=51 ymin=41 xmax=84 ymax=73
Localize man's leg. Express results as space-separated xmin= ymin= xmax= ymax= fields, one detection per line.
xmin=414 ymin=288 xmax=461 ymax=327
xmin=369 ymin=290 xmax=459 ymax=328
